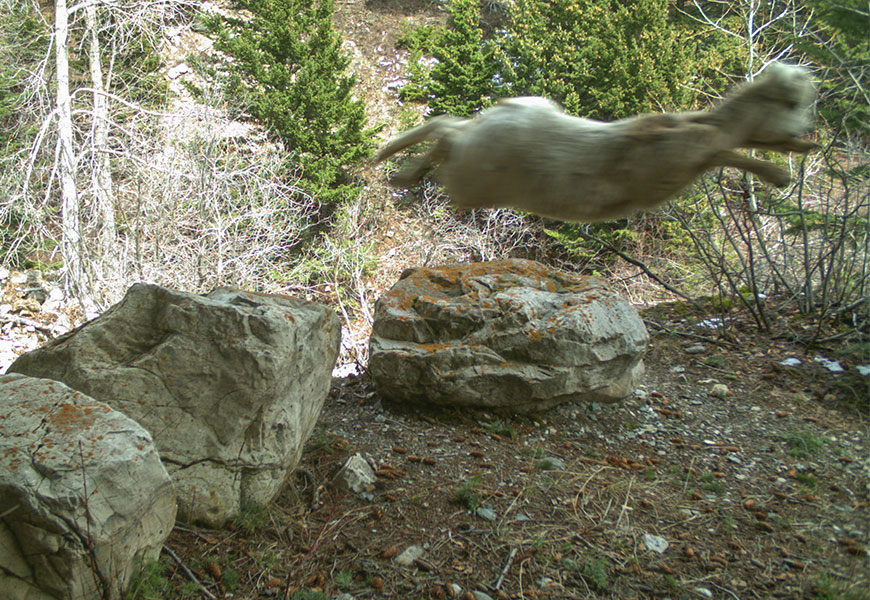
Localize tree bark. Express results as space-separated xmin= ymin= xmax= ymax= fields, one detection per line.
xmin=55 ymin=0 xmax=81 ymax=295
xmin=85 ymin=1 xmax=117 ymax=286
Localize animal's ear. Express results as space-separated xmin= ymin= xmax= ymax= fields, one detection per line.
xmin=625 ymin=114 xmax=682 ymax=141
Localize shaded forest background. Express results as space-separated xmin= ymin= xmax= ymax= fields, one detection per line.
xmin=0 ymin=0 xmax=867 ymax=360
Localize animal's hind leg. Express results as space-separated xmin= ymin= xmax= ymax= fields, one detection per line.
xmin=390 ymin=133 xmax=455 ymax=187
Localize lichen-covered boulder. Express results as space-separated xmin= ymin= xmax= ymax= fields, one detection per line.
xmin=369 ymin=259 xmax=648 ymax=413
xmin=9 ymin=284 xmax=341 ymax=526
xmin=0 ymin=373 xmax=176 ymax=600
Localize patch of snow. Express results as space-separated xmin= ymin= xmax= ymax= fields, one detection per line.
xmin=814 ymin=356 xmax=844 ymax=373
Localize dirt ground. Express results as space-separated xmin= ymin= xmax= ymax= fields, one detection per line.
xmin=132 ymin=1 xmax=870 ymax=598
xmin=158 ymin=297 xmax=867 ymax=600
xmin=3 ymin=2 xmax=866 ymax=599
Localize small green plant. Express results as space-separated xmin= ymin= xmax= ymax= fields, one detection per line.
xmin=222 ymin=567 xmax=240 ymax=592
xmin=334 ymin=569 xmax=353 ymax=590
xmin=233 ymin=502 xmax=269 ymax=535
xmin=125 ymin=559 xmax=170 ymax=599
xmin=703 ymin=354 xmax=726 ymax=369
xmin=520 ymin=445 xmax=547 ymax=459
xmin=454 ymin=476 xmax=482 ymax=510
xmin=700 ymin=472 xmax=724 ymax=493
xmin=291 ymin=591 xmax=330 ymax=600
xmin=581 ymin=556 xmax=609 ymax=592
xmin=485 ymin=419 xmax=519 ymax=439
xmin=255 ymin=550 xmax=280 ymax=571
xmin=786 ymin=430 xmax=826 ymax=458
xmin=643 ymin=468 xmax=657 ymax=482
xmin=812 ymin=572 xmax=870 ymax=600
xmin=795 ymin=472 xmax=818 ymax=488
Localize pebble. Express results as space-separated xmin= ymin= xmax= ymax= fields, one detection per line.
xmin=694 ymin=587 xmax=713 ymax=598
xmin=711 ymin=383 xmax=729 ymax=399
xmin=473 ymin=592 xmax=495 ymax=600
xmin=685 ymin=344 xmax=706 ymax=354
xmin=537 ymin=456 xmax=566 ymax=471
xmin=643 ymin=533 xmax=669 ymax=554
xmin=476 ymin=506 xmax=497 ymax=522
xmin=395 ymin=544 xmax=424 ymax=567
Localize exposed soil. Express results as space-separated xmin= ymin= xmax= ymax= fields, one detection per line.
xmin=160 ymin=300 xmax=868 ymax=600
xmin=2 ymin=2 xmax=866 ymax=599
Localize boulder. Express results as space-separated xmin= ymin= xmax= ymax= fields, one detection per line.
xmin=369 ymin=259 xmax=648 ymax=413
xmin=0 ymin=373 xmax=176 ymax=600
xmin=9 ymin=284 xmax=341 ymax=526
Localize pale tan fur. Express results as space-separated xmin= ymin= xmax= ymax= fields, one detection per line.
xmin=374 ymin=62 xmax=817 ymax=222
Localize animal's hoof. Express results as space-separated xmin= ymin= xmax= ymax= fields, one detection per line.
xmin=770 ymin=169 xmax=791 ymax=187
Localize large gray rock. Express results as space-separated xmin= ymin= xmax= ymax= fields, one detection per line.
xmin=9 ymin=284 xmax=341 ymax=526
xmin=0 ymin=373 xmax=176 ymax=600
xmin=369 ymin=259 xmax=648 ymax=413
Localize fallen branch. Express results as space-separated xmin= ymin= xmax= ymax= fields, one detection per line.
xmin=163 ymin=544 xmax=217 ymax=600
xmin=495 ymin=547 xmax=518 ymax=590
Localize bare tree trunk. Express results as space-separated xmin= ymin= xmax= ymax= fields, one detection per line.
xmin=55 ymin=0 xmax=81 ymax=295
xmin=85 ymin=1 xmax=117 ymax=287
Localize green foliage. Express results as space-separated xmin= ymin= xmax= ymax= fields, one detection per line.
xmin=700 ymin=472 xmax=724 ymax=493
xmin=125 ymin=559 xmax=171 ymax=600
xmin=454 ymin=476 xmax=482 ymax=510
xmin=427 ymin=0 xmax=500 ymax=116
xmin=334 ymin=569 xmax=353 ymax=590
xmin=0 ymin=3 xmax=47 ymax=149
xmin=504 ymin=0 xmax=700 ymax=119
xmin=206 ymin=0 xmax=377 ymax=204
xmin=795 ymin=472 xmax=817 ymax=489
xmin=290 ymin=592 xmax=329 ymax=600
xmin=812 ymin=572 xmax=870 ymax=600
xmin=485 ymin=419 xmax=519 ymax=439
xmin=232 ymin=501 xmax=269 ymax=535
xmin=581 ymin=556 xmax=610 ymax=592
xmin=799 ymin=0 xmax=869 ymax=133
xmin=222 ymin=566 xmax=241 ymax=591
xmin=404 ymin=0 xmax=704 ymax=120
xmin=786 ymin=430 xmax=826 ymax=458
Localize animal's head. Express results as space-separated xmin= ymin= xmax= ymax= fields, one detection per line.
xmin=738 ymin=62 xmax=817 ymax=146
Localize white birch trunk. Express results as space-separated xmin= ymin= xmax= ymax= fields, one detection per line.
xmin=85 ymin=1 xmax=117 ymax=285
xmin=55 ymin=0 xmax=81 ymax=295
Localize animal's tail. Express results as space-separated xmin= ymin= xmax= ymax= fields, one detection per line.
xmin=373 ymin=115 xmax=465 ymax=164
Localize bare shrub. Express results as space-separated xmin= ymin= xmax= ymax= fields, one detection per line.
xmin=665 ymin=136 xmax=868 ymax=339
xmin=118 ymin=102 xmax=320 ymax=299
xmin=404 ymin=180 xmax=550 ymax=266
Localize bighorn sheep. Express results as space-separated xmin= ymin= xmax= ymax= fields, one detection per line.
xmin=375 ymin=62 xmax=817 ymax=222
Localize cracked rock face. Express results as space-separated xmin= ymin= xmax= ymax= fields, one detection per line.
xmin=0 ymin=373 xmax=176 ymax=600
xmin=9 ymin=284 xmax=341 ymax=526
xmin=368 ymin=259 xmax=648 ymax=413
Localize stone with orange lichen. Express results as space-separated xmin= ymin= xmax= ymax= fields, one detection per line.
xmin=369 ymin=259 xmax=648 ymax=413
xmin=0 ymin=373 xmax=176 ymax=600
xmin=8 ymin=283 xmax=340 ymax=527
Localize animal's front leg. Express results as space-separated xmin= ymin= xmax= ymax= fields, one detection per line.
xmin=713 ymin=150 xmax=791 ymax=187
xmin=743 ymin=139 xmax=819 ymax=153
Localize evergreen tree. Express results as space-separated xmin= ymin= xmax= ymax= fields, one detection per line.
xmin=207 ymin=0 xmax=376 ymax=203
xmin=504 ymin=0 xmax=701 ymax=119
xmin=427 ymin=0 xmax=500 ymax=116
xmin=404 ymin=0 xmax=702 ymax=120
xmin=800 ymin=0 xmax=868 ymax=133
